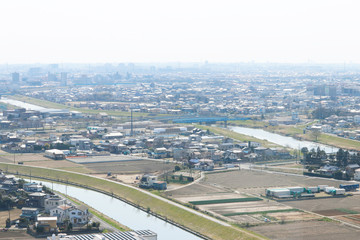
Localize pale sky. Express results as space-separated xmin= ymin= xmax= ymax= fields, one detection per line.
xmin=0 ymin=0 xmax=359 ymax=64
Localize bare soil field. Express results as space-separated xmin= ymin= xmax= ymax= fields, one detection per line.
xmin=84 ymin=160 xmax=175 ymax=174
xmin=0 ymin=153 xmax=48 ymax=163
xmin=267 ymin=211 xmax=320 ymax=221
xmin=201 ymin=201 xmax=291 ymax=216
xmin=204 ymin=170 xmax=354 ymax=196
xmin=281 ymin=195 xmax=360 ymax=213
xmin=0 ymin=231 xmax=38 ymax=240
xmin=313 ymin=209 xmax=349 ymax=216
xmin=165 ymin=183 xmax=232 ymax=197
xmin=249 ymin=220 xmax=360 ymax=240
xmin=0 ymin=155 xmax=93 ymax=174
xmin=0 ymin=209 xmax=21 ymax=228
xmin=336 ymin=214 xmax=360 ymax=226
xmin=175 ymin=192 xmax=248 ymax=203
xmin=205 ymin=170 xmax=347 ymax=190
xmin=231 ymin=215 xmax=263 ymax=224
xmin=92 ymin=173 xmax=141 ymax=184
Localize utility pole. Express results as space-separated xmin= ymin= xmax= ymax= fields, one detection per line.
xmin=130 ymin=108 xmax=133 ymax=136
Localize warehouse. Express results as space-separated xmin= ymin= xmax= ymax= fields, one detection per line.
xmin=44 ymin=149 xmax=65 ymax=160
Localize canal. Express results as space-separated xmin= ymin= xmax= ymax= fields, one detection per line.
xmin=29 ymin=179 xmax=203 ymax=240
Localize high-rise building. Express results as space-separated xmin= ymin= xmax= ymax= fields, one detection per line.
xmin=60 ymin=72 xmax=67 ymax=86
xmin=12 ymin=72 xmax=20 ymax=82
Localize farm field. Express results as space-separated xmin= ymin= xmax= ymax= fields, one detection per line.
xmin=249 ymin=220 xmax=360 ymax=240
xmin=282 ymin=196 xmax=360 ymax=214
xmin=0 ymin=209 xmax=21 ymax=228
xmin=0 ymin=231 xmax=38 ymax=240
xmin=84 ymin=160 xmax=175 ymax=174
xmin=168 ymin=169 xmax=360 ymax=237
xmin=204 ymin=169 xmax=352 ymax=195
xmin=166 ymin=182 xmax=233 ymax=197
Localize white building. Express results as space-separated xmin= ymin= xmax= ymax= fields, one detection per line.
xmin=45 ymin=196 xmax=66 ymax=213
xmin=354 ymin=169 xmax=360 ymax=181
xmin=194 ymin=159 xmax=214 ymax=171
xmin=50 ymin=204 xmax=89 ymax=226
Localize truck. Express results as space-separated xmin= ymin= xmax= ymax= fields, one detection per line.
xmin=339 ymin=184 xmax=359 ymax=192
xmin=330 ymin=188 xmax=345 ymax=195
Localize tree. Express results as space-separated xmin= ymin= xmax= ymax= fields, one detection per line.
xmin=310 ymin=129 xmax=321 ymax=142
xmin=174 ymin=166 xmax=181 ymax=172
xmin=301 ymin=147 xmax=308 ymax=161
xmin=336 ymin=148 xmax=349 ymax=167
xmin=334 ymin=170 xmax=343 ymax=180
xmin=6 ymin=218 xmax=11 ymax=228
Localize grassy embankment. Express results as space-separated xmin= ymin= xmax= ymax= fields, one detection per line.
xmin=0 ymin=101 xmax=19 ymax=110
xmin=0 ymin=163 xmax=266 ymax=240
xmin=229 ymin=120 xmax=360 ymax=151
xmin=195 ymin=125 xmax=280 ymax=148
xmin=10 ymin=95 xmax=168 ymax=118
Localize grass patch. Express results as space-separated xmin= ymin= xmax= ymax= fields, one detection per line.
xmin=0 ymin=163 xmax=265 ymax=240
xmin=318 ymin=217 xmax=333 ymax=222
xmin=190 ymin=198 xmax=262 ymax=205
xmin=223 ymin=209 xmax=300 ymax=217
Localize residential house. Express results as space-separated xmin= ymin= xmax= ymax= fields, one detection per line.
xmin=36 ymin=216 xmax=58 ymax=233
xmin=50 ymin=205 xmax=72 ymax=224
xmin=26 ymin=192 xmax=47 ymax=208
xmin=317 ymin=165 xmax=340 ymax=177
xmin=45 ymin=195 xmax=66 ymax=213
xmin=194 ymin=159 xmax=214 ymax=171
xmin=68 ymin=205 xmax=89 ymax=226
xmin=346 ymin=164 xmax=360 ymax=178
xmin=50 ymin=205 xmax=89 ymax=226
xmin=24 ymin=182 xmax=43 ymax=192
xmin=21 ymin=207 xmax=40 ymax=220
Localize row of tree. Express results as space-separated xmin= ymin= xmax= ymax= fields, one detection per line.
xmin=301 ymin=147 xmax=360 ymax=167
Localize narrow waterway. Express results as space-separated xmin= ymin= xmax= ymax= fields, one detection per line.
xmin=29 ymin=180 xmax=202 ymax=240
xmin=230 ymin=126 xmax=338 ymax=153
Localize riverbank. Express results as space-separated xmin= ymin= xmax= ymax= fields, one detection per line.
xmin=229 ymin=120 xmax=360 ymax=151
xmin=0 ymin=163 xmax=265 ymax=240
xmin=8 ymin=95 xmax=167 ymax=118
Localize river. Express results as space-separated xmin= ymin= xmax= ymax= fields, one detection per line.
xmin=29 ymin=180 xmax=202 ymax=240
xmin=0 ymin=98 xmax=47 ymax=111
xmin=230 ymin=126 xmax=338 ymax=153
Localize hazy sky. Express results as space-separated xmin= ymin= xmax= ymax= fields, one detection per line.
xmin=1 ymin=0 xmax=359 ymax=64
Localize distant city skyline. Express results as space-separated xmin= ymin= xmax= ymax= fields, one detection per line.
xmin=1 ymin=0 xmax=359 ymax=64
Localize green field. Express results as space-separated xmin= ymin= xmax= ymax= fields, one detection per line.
xmin=0 ymin=163 xmax=266 ymax=240
xmin=190 ymin=198 xmax=263 ymax=205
